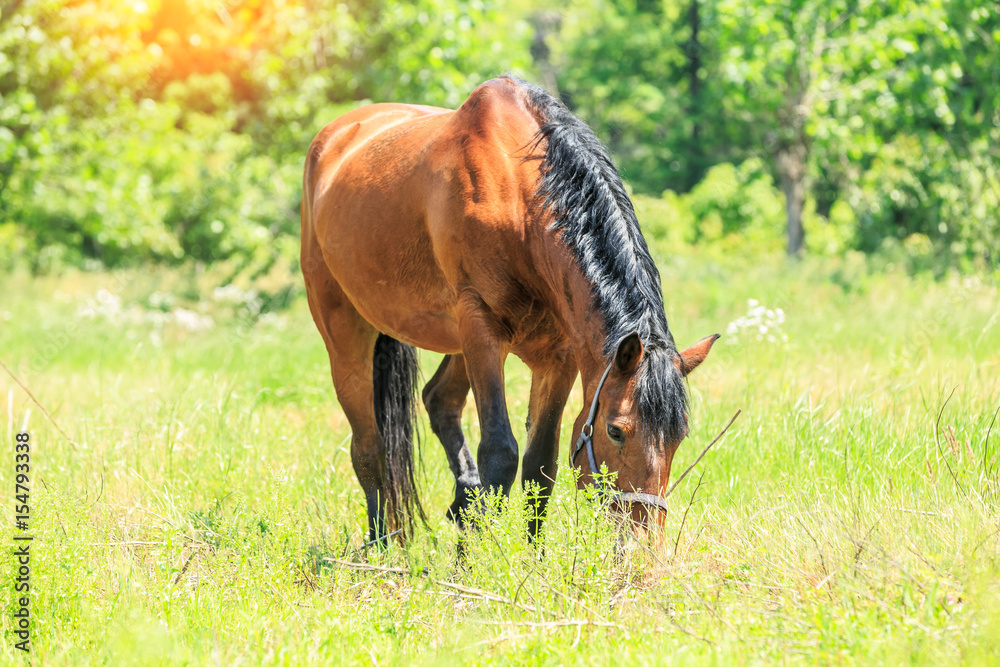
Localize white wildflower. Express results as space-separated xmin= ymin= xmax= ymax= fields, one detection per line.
xmin=726 ymin=299 xmax=788 ymax=345
xmin=171 ymin=308 xmax=214 ymax=332
xmin=77 ymin=289 xmax=124 ymax=321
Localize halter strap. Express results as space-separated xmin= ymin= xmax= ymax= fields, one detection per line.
xmin=570 ymin=362 xmax=669 ymax=513
xmin=571 ymin=362 xmax=613 ymax=468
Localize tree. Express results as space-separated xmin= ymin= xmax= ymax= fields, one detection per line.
xmin=712 ymin=0 xmax=987 ymax=256
xmin=556 ymin=0 xmax=714 ymax=193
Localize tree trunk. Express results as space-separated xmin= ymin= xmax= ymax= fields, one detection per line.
xmin=777 ymin=143 xmax=806 ymax=256
xmin=530 ymin=11 xmax=562 ymax=98
xmin=685 ymin=0 xmax=704 ymax=190
xmin=688 ymin=0 xmax=701 ymax=143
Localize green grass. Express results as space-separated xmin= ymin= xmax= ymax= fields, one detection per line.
xmin=1 ymin=254 xmax=999 ymax=665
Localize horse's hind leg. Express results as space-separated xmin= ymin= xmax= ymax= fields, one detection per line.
xmin=422 ymin=355 xmax=480 ymax=526
xmin=303 ymin=271 xmax=386 ymax=542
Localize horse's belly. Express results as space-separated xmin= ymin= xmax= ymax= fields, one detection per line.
xmin=380 ymin=307 xmax=462 ymax=354
xmin=322 ymin=239 xmax=462 ymax=353
xmin=354 ymin=292 xmax=462 ymax=354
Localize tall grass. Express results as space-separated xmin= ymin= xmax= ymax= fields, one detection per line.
xmin=1 ymin=255 xmax=998 ymax=664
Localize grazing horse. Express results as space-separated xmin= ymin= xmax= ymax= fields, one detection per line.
xmin=300 ymin=76 xmax=718 ymax=543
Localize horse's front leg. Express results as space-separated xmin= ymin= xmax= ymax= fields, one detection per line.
xmin=457 ymin=292 xmax=519 ymax=504
xmin=522 ymin=355 xmax=577 ymax=540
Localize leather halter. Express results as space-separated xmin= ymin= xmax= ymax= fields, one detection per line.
xmin=571 ymin=363 xmax=670 ymax=513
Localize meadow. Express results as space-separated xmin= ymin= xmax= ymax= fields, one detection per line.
xmin=1 ymin=250 xmax=999 ymax=665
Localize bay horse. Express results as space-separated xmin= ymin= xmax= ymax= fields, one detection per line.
xmin=300 ymin=76 xmax=718 ymax=543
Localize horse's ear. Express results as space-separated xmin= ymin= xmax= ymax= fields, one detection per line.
xmin=675 ymin=334 xmax=720 ymax=377
xmin=614 ymin=333 xmax=643 ymax=374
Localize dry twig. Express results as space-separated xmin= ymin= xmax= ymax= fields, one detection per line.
xmin=0 ymin=357 xmax=80 ymax=448
xmin=665 ymin=409 xmax=742 ymax=499
xmin=326 ymin=559 xmax=542 ymax=614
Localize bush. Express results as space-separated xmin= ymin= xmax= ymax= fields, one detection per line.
xmin=685 ymin=158 xmax=784 ymax=249
xmin=847 ymin=133 xmax=1000 ymax=269
xmin=3 ymin=95 xmax=297 ymax=269
xmin=935 ymin=139 xmax=1000 ymax=268
xmin=632 ymin=190 xmax=695 ymax=254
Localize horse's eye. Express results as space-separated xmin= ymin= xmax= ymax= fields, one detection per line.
xmin=606 ymin=424 xmax=625 ymax=444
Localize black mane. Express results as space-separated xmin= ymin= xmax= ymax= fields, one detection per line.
xmin=511 ymin=76 xmax=688 ymax=445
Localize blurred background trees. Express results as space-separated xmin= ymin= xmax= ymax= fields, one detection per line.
xmin=1 ymin=0 xmax=997 ymax=273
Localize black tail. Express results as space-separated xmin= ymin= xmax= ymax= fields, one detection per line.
xmin=372 ymin=333 xmax=424 ymax=535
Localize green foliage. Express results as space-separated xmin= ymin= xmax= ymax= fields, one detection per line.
xmin=358 ymin=0 xmax=531 ymax=109
xmin=635 ymin=157 xmax=853 ymax=257
xmin=557 ymin=0 xmax=724 ymax=192
xmin=848 ymin=133 xmax=1000 ymax=269
xmin=631 ymin=190 xmax=694 ymax=249
xmin=686 ymin=159 xmax=783 ymax=244
xmin=942 ymin=140 xmax=1000 ymax=266
xmin=2 ymin=94 xmax=298 ymax=267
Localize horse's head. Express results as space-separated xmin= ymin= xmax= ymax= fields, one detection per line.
xmin=572 ymin=332 xmax=719 ymax=529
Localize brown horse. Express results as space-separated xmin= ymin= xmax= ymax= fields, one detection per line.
xmin=300 ymin=76 xmax=718 ymax=543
